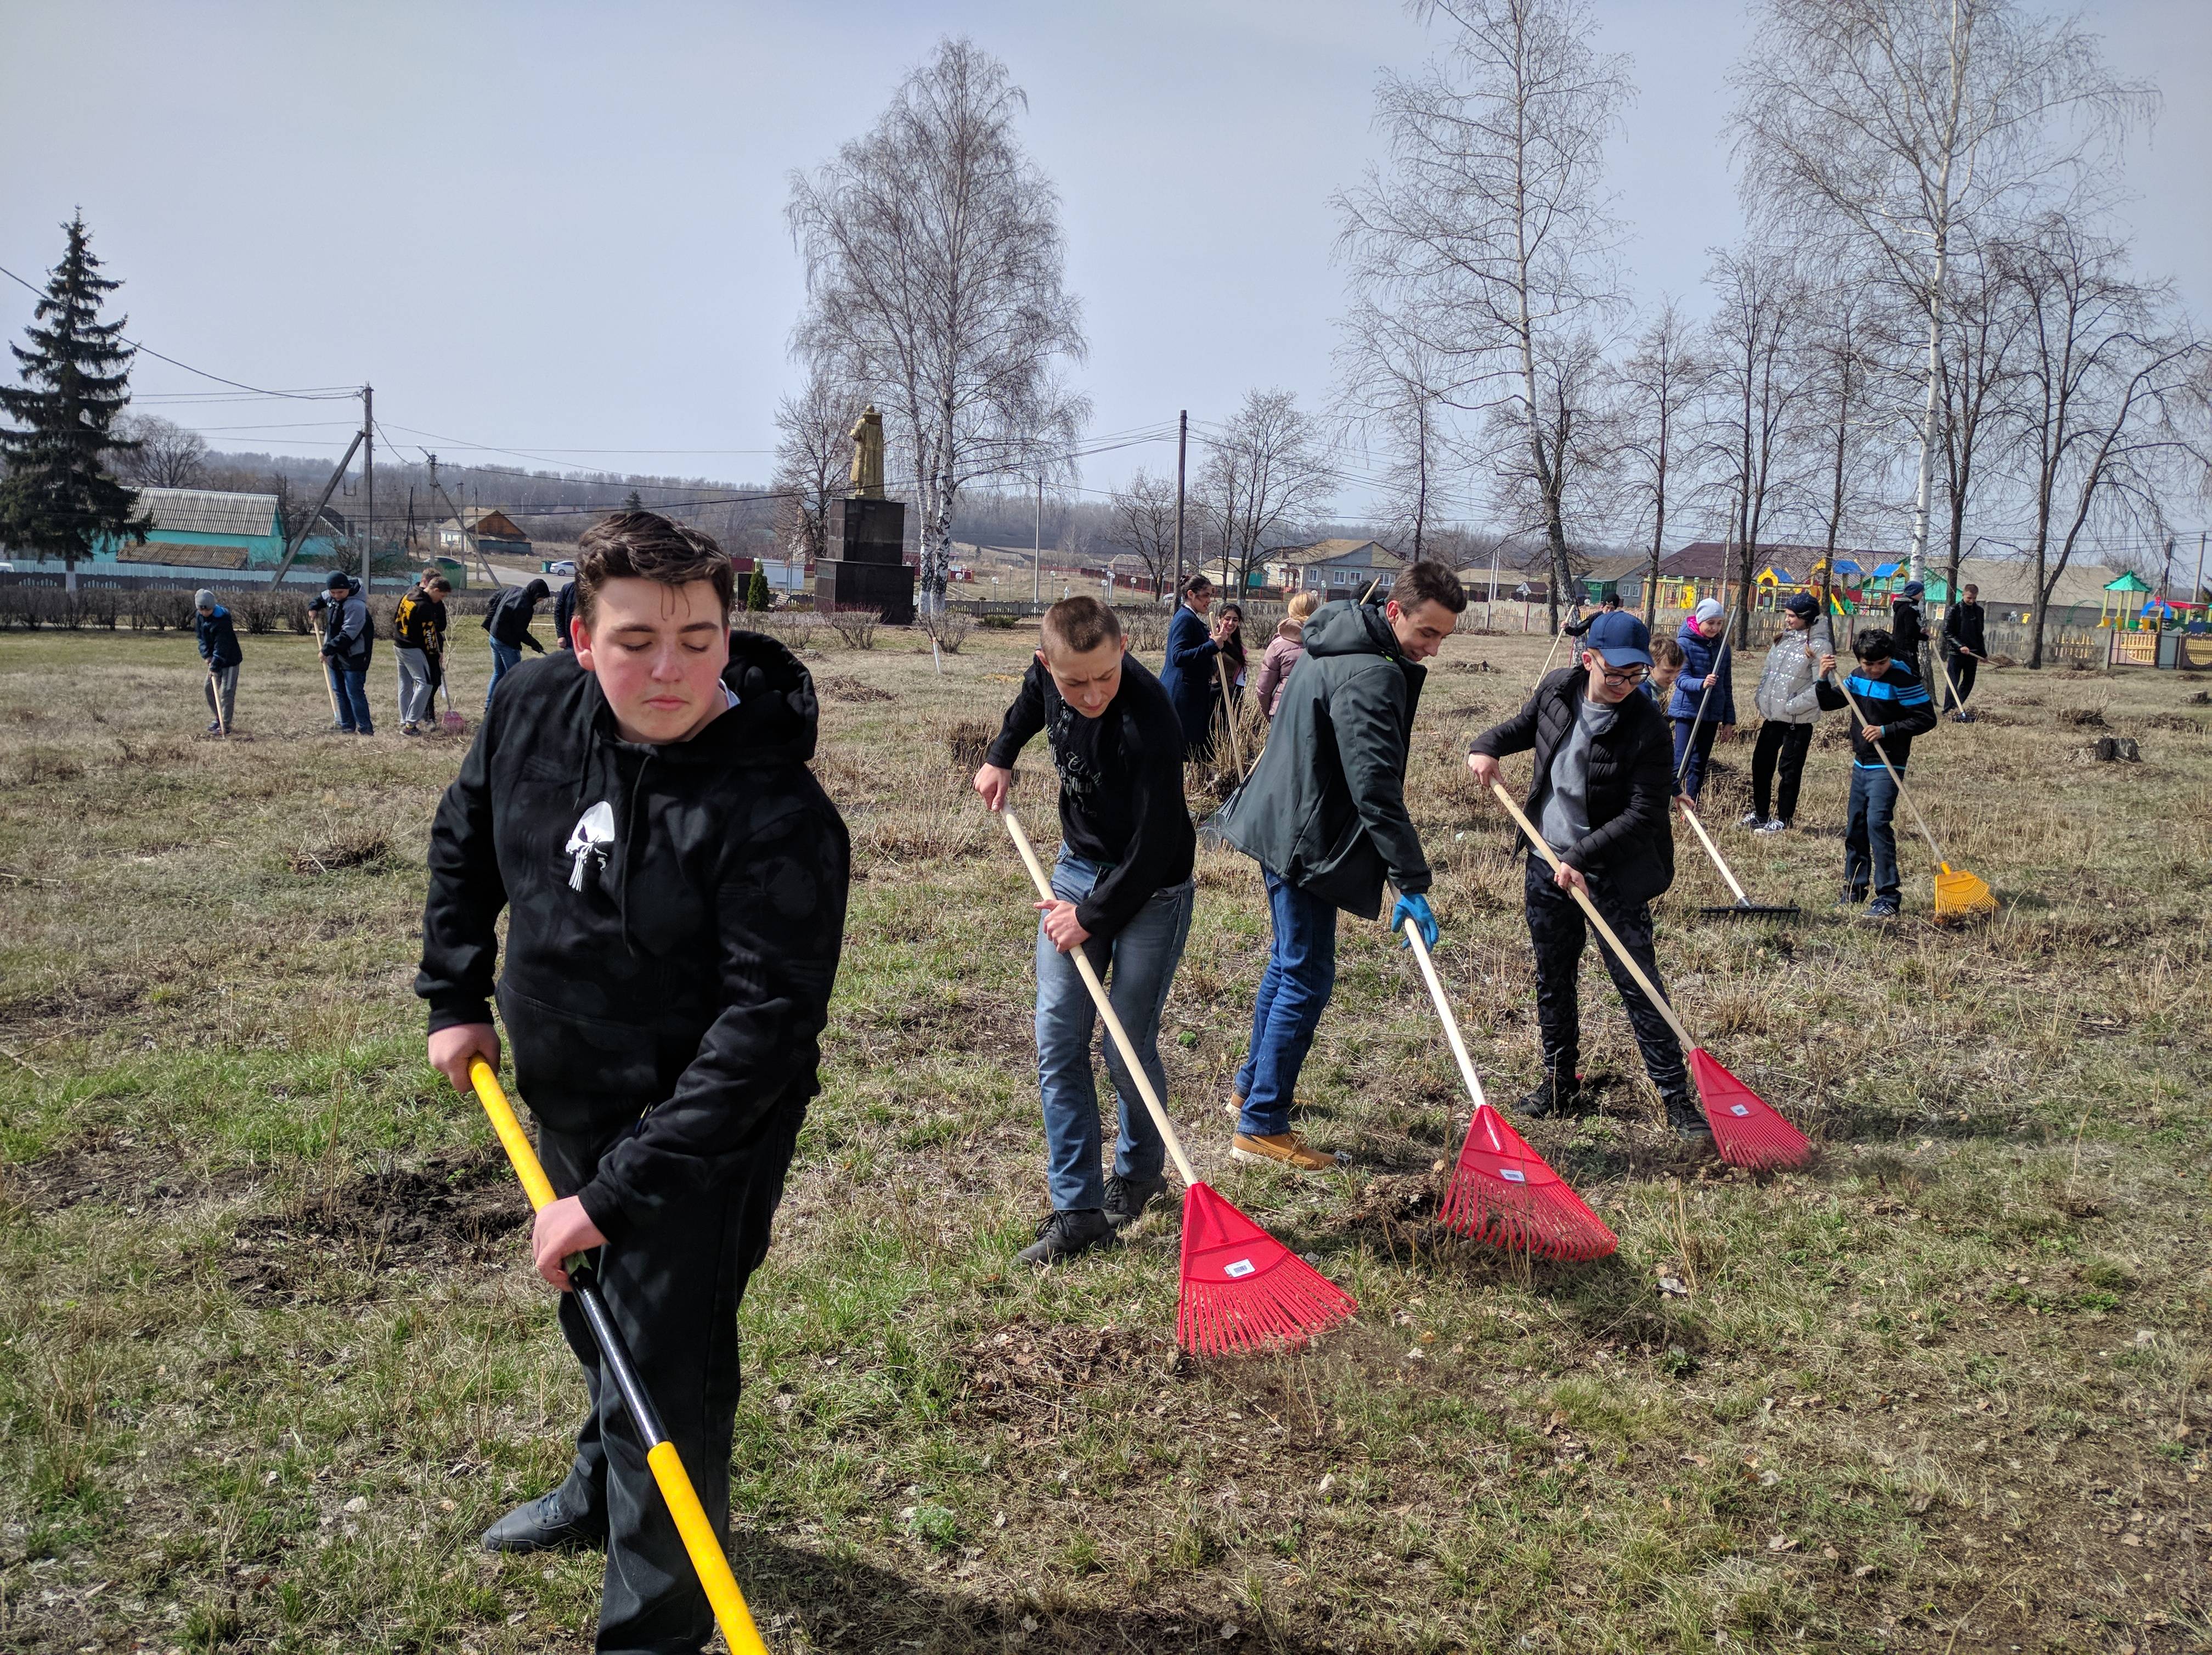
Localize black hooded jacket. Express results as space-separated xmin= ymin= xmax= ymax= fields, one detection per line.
xmin=416 ymin=633 xmax=850 ymax=1240
xmin=1469 ymin=667 xmax=1677 ymax=905
xmin=483 ymin=579 xmax=550 ymax=651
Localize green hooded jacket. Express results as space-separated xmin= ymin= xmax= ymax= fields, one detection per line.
xmin=1215 ymin=599 xmax=1429 ymax=917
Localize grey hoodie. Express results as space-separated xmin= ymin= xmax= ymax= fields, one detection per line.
xmin=1214 ymin=600 xmax=1427 ymax=917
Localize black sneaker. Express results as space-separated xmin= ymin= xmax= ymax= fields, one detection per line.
xmin=1833 ymin=891 xmax=1866 ymax=911
xmin=1103 ymin=1173 xmax=1166 ymax=1230
xmin=1865 ymin=896 xmax=1901 ymax=919
xmin=1664 ymin=1092 xmax=1713 ymax=1143
xmin=1515 ymin=1071 xmax=1583 ymax=1119
xmin=1015 ymin=1207 xmax=1114 ymax=1266
xmin=481 ymin=1489 xmax=606 ymax=1554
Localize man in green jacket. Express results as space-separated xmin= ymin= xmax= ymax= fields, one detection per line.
xmin=1214 ymin=560 xmax=1466 ymax=1169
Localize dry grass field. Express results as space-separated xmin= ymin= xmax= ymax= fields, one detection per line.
xmin=0 ymin=613 xmax=2207 ymax=1654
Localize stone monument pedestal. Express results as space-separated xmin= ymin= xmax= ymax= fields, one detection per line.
xmin=814 ymin=496 xmax=916 ymax=625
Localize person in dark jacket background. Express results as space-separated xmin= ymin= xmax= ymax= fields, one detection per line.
xmin=1890 ymin=579 xmax=1928 ymax=687
xmin=192 ymin=589 xmax=243 ymax=734
xmin=309 ymin=569 xmax=375 ymax=735
xmin=1156 ymin=573 xmax=1236 ymax=760
xmin=974 ymin=597 xmax=1197 ymax=1265
xmin=392 ymin=570 xmax=450 ymax=735
xmin=418 ymin=511 xmax=848 ymax=1651
xmin=482 ymin=576 xmax=550 ymax=707
xmin=1215 ymin=561 xmax=1466 ymax=1170
xmin=1815 ymin=628 xmax=1937 ymax=918
xmin=1667 ymin=598 xmax=1734 ymax=802
xmin=1469 ymin=610 xmax=1703 ymax=1137
xmin=553 ymin=577 xmax=578 ymax=651
xmin=1940 ymin=582 xmax=1987 ymax=720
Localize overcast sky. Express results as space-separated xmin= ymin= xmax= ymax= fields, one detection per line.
xmin=2 ymin=0 xmax=2205 ymax=523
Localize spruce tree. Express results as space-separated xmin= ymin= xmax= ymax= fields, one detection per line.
xmin=0 ymin=215 xmax=149 ymax=583
xmin=747 ymin=565 xmax=770 ymax=611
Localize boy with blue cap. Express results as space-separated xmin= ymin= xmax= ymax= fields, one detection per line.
xmin=1469 ymin=610 xmax=1705 ymax=1138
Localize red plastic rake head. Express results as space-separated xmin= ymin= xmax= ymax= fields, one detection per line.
xmin=1176 ymin=1182 xmax=1357 ymax=1356
xmin=1690 ymin=1048 xmax=1813 ymax=1171
xmin=1440 ymin=1104 xmax=1618 ymax=1260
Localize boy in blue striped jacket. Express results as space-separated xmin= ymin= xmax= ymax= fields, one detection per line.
xmin=1814 ymin=628 xmax=1937 ymax=918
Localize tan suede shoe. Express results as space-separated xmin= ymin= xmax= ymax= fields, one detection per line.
xmin=1230 ymin=1130 xmax=1343 ymax=1172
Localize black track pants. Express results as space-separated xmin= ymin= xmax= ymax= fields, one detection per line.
xmin=1750 ymin=719 xmax=1813 ymax=823
xmin=1524 ymin=857 xmax=1688 ymax=1097
xmin=538 ymin=1096 xmax=805 ymax=1654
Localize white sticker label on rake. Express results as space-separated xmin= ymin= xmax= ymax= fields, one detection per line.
xmin=1731 ymin=1104 xmax=1751 ymax=1116
xmin=1501 ymin=1168 xmax=1527 ymax=1183
xmin=1223 ymin=1259 xmax=1256 ymax=1279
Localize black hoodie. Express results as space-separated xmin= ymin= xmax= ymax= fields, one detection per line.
xmin=416 ymin=633 xmax=850 ymax=1240
xmin=483 ymin=578 xmax=550 ymax=651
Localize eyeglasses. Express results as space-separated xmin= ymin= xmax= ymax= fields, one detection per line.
xmin=1596 ymin=663 xmax=1649 ymax=687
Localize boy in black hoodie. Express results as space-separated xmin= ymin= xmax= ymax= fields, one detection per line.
xmin=1814 ymin=628 xmax=1937 ymax=919
xmin=417 ymin=511 xmax=849 ymax=1652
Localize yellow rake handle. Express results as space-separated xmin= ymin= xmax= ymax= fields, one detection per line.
xmin=467 ymin=1060 xmax=771 ymax=1655
xmin=1489 ymin=783 xmax=1698 ymax=1053
xmin=998 ymin=806 xmax=1198 ymax=1189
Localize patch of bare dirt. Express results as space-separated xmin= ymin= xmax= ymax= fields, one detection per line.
xmin=957 ymin=1318 xmax=1170 ymax=1423
xmin=3 ymin=1128 xmax=258 ymax=1214
xmin=817 ymin=674 xmax=894 ymax=704
xmin=224 ymin=1146 xmax=525 ymax=1296
xmin=0 ymin=976 xmax=145 ymax=1035
xmin=290 ymin=830 xmax=392 ymax=875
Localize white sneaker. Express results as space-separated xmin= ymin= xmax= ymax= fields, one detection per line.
xmin=1753 ymin=818 xmax=1787 ymax=835
xmin=1738 ymin=810 xmax=1762 ymax=828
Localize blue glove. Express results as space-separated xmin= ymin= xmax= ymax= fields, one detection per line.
xmin=1390 ymin=892 xmax=1438 ymax=950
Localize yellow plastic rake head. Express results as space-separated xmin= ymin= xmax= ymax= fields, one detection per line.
xmin=1934 ymin=863 xmax=1997 ymax=922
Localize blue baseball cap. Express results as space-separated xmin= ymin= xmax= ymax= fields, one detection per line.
xmin=1582 ymin=610 xmax=1652 ymax=668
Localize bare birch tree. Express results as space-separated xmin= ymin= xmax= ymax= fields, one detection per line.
xmin=786 ymin=38 xmax=1090 ymax=611
xmin=1608 ymin=300 xmax=1707 ymax=626
xmin=1701 ymin=246 xmax=1815 ymax=637
xmin=1335 ymin=0 xmax=1630 ymax=631
xmin=1730 ymin=0 xmax=2155 ymax=583
xmin=2001 ymin=217 xmax=2207 ymax=665
xmin=1108 ymin=468 xmax=1180 ymax=599
xmin=1334 ymin=303 xmax=1457 ymax=562
xmin=1795 ymin=272 xmax=1909 ymax=615
xmin=1195 ymin=390 xmax=1334 ymax=596
xmin=771 ymin=359 xmax=861 ymax=564
xmin=112 ymin=413 xmax=207 ymax=488
xmin=1928 ymin=235 xmax=2029 ymax=602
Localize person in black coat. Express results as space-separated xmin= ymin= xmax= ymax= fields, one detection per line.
xmin=419 ymin=512 xmax=848 ymax=1649
xmin=1155 ymin=574 xmax=1237 ymax=761
xmin=1890 ymin=579 xmax=1928 ymax=687
xmin=1939 ymin=582 xmax=1987 ymax=720
xmin=193 ymin=588 xmax=242 ymax=734
xmin=1468 ymin=610 xmax=1704 ymax=1138
xmin=482 ymin=577 xmax=550 ymax=708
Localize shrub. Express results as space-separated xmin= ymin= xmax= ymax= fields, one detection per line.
xmin=918 ymin=609 xmax=975 ymax=654
xmin=824 ymin=606 xmax=881 ymax=650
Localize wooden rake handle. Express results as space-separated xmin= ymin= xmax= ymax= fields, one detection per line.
xmin=1677 ymin=798 xmax=1752 ymax=906
xmin=998 ymin=807 xmax=1199 ymax=1189
xmin=1214 ymin=655 xmax=1247 ymax=781
xmin=1488 ymin=781 xmax=1697 ymax=1052
xmin=1828 ymin=675 xmax=1954 ymax=871
xmin=1397 ymin=910 xmax=1491 ymax=1114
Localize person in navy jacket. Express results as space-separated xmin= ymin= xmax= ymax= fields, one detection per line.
xmin=1156 ymin=573 xmax=1237 ymax=761
xmin=1667 ymin=598 xmax=1735 ymax=802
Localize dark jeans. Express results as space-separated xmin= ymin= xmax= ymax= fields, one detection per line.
xmin=1940 ymin=652 xmax=1977 ymax=711
xmin=1523 ymin=857 xmax=1687 ymax=1099
xmin=538 ymin=1096 xmax=804 ymax=1654
xmin=1233 ymin=870 xmax=1338 ymax=1136
xmin=1750 ymin=719 xmax=1813 ymax=823
xmin=1843 ymin=765 xmax=1902 ymax=901
xmin=1034 ymin=850 xmax=1193 ymax=1210
xmin=1671 ymin=716 xmax=1720 ymax=798
xmin=487 ymin=639 xmax=523 ymax=709
xmin=328 ymin=662 xmax=374 ymax=734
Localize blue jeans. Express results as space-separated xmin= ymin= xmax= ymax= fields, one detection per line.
xmin=1844 ymin=765 xmax=1901 ymax=900
xmin=486 ymin=639 xmax=522 ymax=708
xmin=328 ymin=663 xmax=374 ymax=734
xmin=1233 ymin=870 xmax=1338 ymax=1137
xmin=1035 ymin=851 xmax=1194 ymax=1212
xmin=1672 ymin=716 xmax=1720 ymax=798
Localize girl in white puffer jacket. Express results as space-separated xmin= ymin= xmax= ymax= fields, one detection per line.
xmin=1745 ymin=593 xmax=1834 ymax=831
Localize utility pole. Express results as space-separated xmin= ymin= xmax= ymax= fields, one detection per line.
xmin=1173 ymin=409 xmax=1187 ymax=604
xmin=2194 ymin=530 xmax=2207 ymax=609
xmin=1487 ymin=539 xmax=1499 ymax=630
xmin=427 ymin=454 xmax=498 ymax=589
xmin=357 ymin=387 xmax=379 ymax=590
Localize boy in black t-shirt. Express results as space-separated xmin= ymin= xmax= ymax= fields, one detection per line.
xmin=974 ymin=597 xmax=1197 ymax=1264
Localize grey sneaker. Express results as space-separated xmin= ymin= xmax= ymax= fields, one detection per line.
xmin=1753 ymin=817 xmax=1787 ymax=834
xmin=1015 ymin=1207 xmax=1114 ymax=1266
xmin=1738 ymin=810 xmax=1763 ymax=828
xmin=1103 ymin=1173 xmax=1167 ymax=1230
xmin=1865 ymin=896 xmax=1901 ymax=919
